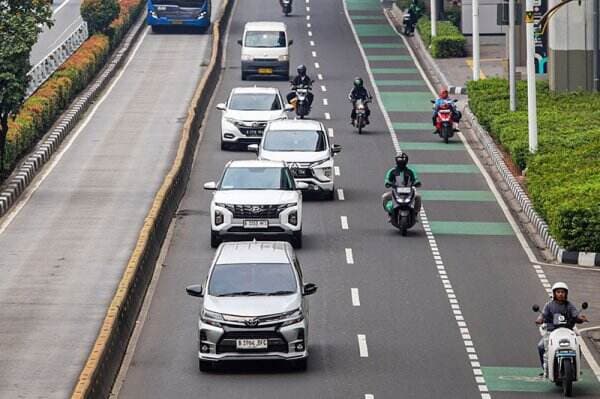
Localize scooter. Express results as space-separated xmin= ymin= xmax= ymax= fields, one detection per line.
xmin=290 ymin=83 xmax=312 ymax=119
xmin=532 ymin=302 xmax=589 ymax=397
xmin=431 ymin=99 xmax=459 ymax=143
xmin=352 ymin=98 xmax=371 ymax=134
xmin=281 ymin=0 xmax=292 ymax=16
xmin=384 ymin=180 xmax=421 ymax=236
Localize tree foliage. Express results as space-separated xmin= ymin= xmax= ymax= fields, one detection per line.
xmin=81 ymin=0 xmax=120 ymax=35
xmin=0 ymin=0 xmax=53 ymax=171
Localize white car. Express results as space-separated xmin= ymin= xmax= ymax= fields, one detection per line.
xmin=250 ymin=119 xmax=341 ymax=200
xmin=204 ymin=160 xmax=305 ymax=248
xmin=216 ymin=87 xmax=292 ymax=150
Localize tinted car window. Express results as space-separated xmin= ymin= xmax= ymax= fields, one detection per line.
xmin=220 ymin=167 xmax=294 ymax=190
xmin=229 ymin=93 xmax=281 ymax=111
xmin=244 ymin=31 xmax=286 ymax=48
xmin=263 ymin=130 xmax=327 ymax=152
xmin=208 ymin=263 xmax=297 ymax=296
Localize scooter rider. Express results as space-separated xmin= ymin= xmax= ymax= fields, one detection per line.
xmin=348 ymin=77 xmax=372 ymax=126
xmin=287 ymin=64 xmax=314 ymax=106
xmin=535 ymin=282 xmax=589 ymax=376
xmin=407 ymin=0 xmax=422 ymax=31
xmin=432 ymin=87 xmax=461 ymax=133
xmin=382 ymin=153 xmax=422 ymax=218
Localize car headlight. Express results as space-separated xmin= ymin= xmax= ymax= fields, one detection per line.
xmin=224 ymin=116 xmax=238 ymax=125
xmin=278 ymin=54 xmax=289 ymax=62
xmin=198 ymin=11 xmax=207 ymax=18
xmin=241 ymin=54 xmax=253 ymax=61
xmin=201 ymin=309 xmax=223 ymax=327
xmin=150 ymin=10 xmax=158 ymax=18
xmin=320 ymin=167 xmax=332 ymax=178
xmin=214 ymin=210 xmax=224 ymax=225
xmin=281 ymin=308 xmax=304 ymax=326
xmin=288 ymin=210 xmax=298 ymax=226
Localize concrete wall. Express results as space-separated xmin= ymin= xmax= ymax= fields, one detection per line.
xmin=462 ymin=0 xmax=506 ymax=35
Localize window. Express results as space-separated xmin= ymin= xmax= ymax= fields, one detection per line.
xmin=220 ymin=167 xmax=294 ymax=190
xmin=228 ymin=93 xmax=282 ymax=111
xmin=263 ymin=130 xmax=327 ymax=152
xmin=244 ymin=31 xmax=286 ymax=48
xmin=208 ymin=263 xmax=297 ymax=296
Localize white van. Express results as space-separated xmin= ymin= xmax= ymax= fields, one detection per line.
xmin=238 ymin=21 xmax=292 ymax=81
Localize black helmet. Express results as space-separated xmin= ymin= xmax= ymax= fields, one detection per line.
xmin=353 ymin=77 xmax=363 ymax=88
xmin=297 ymin=64 xmax=307 ymax=76
xmin=395 ymin=152 xmax=409 ymax=169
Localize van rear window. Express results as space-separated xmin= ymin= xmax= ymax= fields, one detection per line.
xmin=244 ymin=31 xmax=286 ymax=48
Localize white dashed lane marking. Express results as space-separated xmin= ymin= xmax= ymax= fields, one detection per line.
xmin=365 ymin=395 xmax=374 ymax=399
xmin=314 ymin=62 xmax=320 ymax=69
xmin=323 ymin=98 xmax=328 ymax=105
xmin=334 ymin=166 xmax=340 ymax=176
xmin=345 ymin=248 xmax=354 ymax=264
xmin=308 ymin=31 xmax=312 ymax=37
xmin=340 ymin=216 xmax=349 ymax=230
xmin=327 ymin=127 xmax=334 ymax=137
xmin=317 ymin=73 xmax=323 ymax=80
xmin=337 ymin=188 xmax=344 ymax=200
xmin=306 ymin=15 xmax=310 ymax=20
xmin=357 ymin=334 xmax=369 ymax=357
xmin=311 ymin=50 xmax=317 ymax=57
xmin=324 ymin=112 xmax=331 ymax=120
xmin=320 ymin=85 xmax=327 ymax=92
xmin=351 ymin=288 xmax=360 ymax=306
xmin=307 ymin=23 xmax=311 ymax=28
xmin=306 ymin=6 xmax=310 ymax=11
xmin=309 ymin=40 xmax=315 ymax=46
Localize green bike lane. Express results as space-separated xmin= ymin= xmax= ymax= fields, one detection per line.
xmin=346 ymin=0 xmax=600 ymax=396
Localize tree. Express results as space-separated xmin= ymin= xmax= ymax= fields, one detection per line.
xmin=81 ymin=0 xmax=120 ymax=35
xmin=0 ymin=0 xmax=53 ymax=172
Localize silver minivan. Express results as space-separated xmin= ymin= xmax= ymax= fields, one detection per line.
xmin=186 ymin=241 xmax=317 ymax=371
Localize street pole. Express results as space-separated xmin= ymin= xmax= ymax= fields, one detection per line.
xmin=472 ymin=0 xmax=481 ymax=80
xmin=509 ymin=0 xmax=517 ymax=110
xmin=431 ymin=0 xmax=437 ymax=37
xmin=594 ymin=0 xmax=600 ymax=92
xmin=525 ymin=0 xmax=538 ymax=153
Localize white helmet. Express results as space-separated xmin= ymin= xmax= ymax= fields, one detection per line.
xmin=551 ymin=282 xmax=569 ymax=298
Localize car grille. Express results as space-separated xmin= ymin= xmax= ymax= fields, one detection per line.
xmin=225 ymin=204 xmax=283 ymax=219
xmin=216 ymin=331 xmax=288 ymax=354
xmin=227 ymin=226 xmax=286 ymax=233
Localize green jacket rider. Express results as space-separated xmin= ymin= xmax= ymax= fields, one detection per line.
xmin=382 ymin=153 xmax=422 ymax=214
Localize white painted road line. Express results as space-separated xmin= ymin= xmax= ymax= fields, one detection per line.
xmin=311 ymin=50 xmax=317 ymax=57
xmin=309 ymin=40 xmax=315 ymax=46
xmin=307 ymin=23 xmax=312 ymax=28
xmin=53 ymin=0 xmax=74 ymax=14
xmin=341 ymin=216 xmax=349 ymax=230
xmin=334 ymin=166 xmax=340 ymax=176
xmin=314 ymin=62 xmax=320 ymax=69
xmin=306 ymin=15 xmax=311 ymax=20
xmin=357 ymin=334 xmax=369 ymax=357
xmin=321 ymin=85 xmax=327 ymax=92
xmin=345 ymin=248 xmax=354 ymax=264
xmin=306 ymin=6 xmax=310 ymax=11
xmin=324 ymin=112 xmax=331 ymax=120
xmin=337 ymin=188 xmax=345 ymax=200
xmin=323 ymin=98 xmax=328 ymax=105
xmin=351 ymin=288 xmax=360 ymax=306
xmin=317 ymin=73 xmax=323 ymax=80
xmin=365 ymin=395 xmax=374 ymax=399
xmin=308 ymin=31 xmax=312 ymax=37
xmin=327 ymin=127 xmax=334 ymax=137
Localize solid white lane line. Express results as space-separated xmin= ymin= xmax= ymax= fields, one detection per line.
xmin=324 ymin=112 xmax=331 ymax=120
xmin=314 ymin=62 xmax=320 ymax=69
xmin=321 ymin=85 xmax=327 ymax=92
xmin=351 ymin=288 xmax=360 ymax=306
xmin=337 ymin=188 xmax=345 ymax=200
xmin=341 ymin=216 xmax=349 ymax=230
xmin=345 ymin=248 xmax=354 ymax=264
xmin=308 ymin=31 xmax=312 ymax=37
xmin=327 ymin=127 xmax=334 ymax=137
xmin=323 ymin=98 xmax=328 ymax=105
xmin=334 ymin=166 xmax=340 ymax=176
xmin=0 ymin=27 xmax=152 ymax=236
xmin=317 ymin=73 xmax=323 ymax=80
xmin=311 ymin=50 xmax=317 ymax=57
xmin=357 ymin=334 xmax=369 ymax=357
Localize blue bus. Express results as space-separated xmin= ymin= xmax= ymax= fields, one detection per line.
xmin=147 ymin=0 xmax=211 ymax=32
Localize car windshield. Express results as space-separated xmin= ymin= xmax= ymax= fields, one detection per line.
xmin=153 ymin=0 xmax=206 ymax=6
xmin=208 ymin=263 xmax=297 ymax=296
xmin=220 ymin=167 xmax=294 ymax=190
xmin=263 ymin=129 xmax=327 ymax=152
xmin=229 ymin=93 xmax=281 ymax=111
xmin=244 ymin=31 xmax=286 ymax=48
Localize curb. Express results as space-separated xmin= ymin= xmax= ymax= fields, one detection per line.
xmin=390 ymin=5 xmax=599 ymax=268
xmin=0 ymin=10 xmax=147 ymax=221
xmin=69 ymin=1 xmax=234 ymax=397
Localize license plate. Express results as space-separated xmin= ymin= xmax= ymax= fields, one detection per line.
xmin=236 ymin=339 xmax=268 ymax=350
xmin=171 ymin=20 xmax=183 ymax=25
xmin=258 ymin=68 xmax=273 ymax=74
xmin=244 ymin=220 xmax=268 ymax=229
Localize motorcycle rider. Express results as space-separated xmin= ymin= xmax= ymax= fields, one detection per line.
xmin=348 ymin=77 xmax=372 ymax=126
xmin=406 ymin=0 xmax=422 ymax=33
xmin=432 ymin=87 xmax=461 ymax=134
xmin=535 ymin=282 xmax=589 ymax=376
xmin=382 ymin=153 xmax=422 ymax=219
xmin=287 ymin=64 xmax=314 ymax=107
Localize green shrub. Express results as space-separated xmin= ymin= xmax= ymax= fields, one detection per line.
xmin=81 ymin=0 xmax=120 ymax=34
xmin=417 ymin=17 xmax=465 ymax=58
xmin=467 ymin=78 xmax=600 ymax=251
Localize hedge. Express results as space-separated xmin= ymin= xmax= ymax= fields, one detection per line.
xmin=417 ymin=17 xmax=466 ymax=58
xmin=467 ymin=78 xmax=600 ymax=252
xmin=2 ymin=0 xmax=145 ymax=176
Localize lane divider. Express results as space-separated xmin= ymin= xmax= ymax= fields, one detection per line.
xmin=351 ymin=288 xmax=361 ymax=306
xmin=357 ymin=334 xmax=369 ymax=357
xmin=345 ymin=248 xmax=355 ymax=264
xmin=69 ymin=1 xmax=235 ymax=397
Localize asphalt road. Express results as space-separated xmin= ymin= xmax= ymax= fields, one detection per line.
xmin=116 ymin=0 xmax=600 ymax=398
xmin=30 ymin=0 xmax=84 ymax=67
xmin=0 ymin=7 xmax=221 ymax=398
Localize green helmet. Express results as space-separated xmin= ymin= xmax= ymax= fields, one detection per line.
xmin=353 ymin=77 xmax=363 ymax=88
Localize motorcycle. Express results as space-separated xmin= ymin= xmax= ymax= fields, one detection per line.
xmin=403 ymin=13 xmax=416 ymax=35
xmin=352 ymin=97 xmax=371 ymax=134
xmin=532 ymin=302 xmax=589 ymax=397
xmin=384 ymin=179 xmax=421 ymax=236
xmin=431 ymin=99 xmax=459 ymax=143
xmin=290 ymin=83 xmax=312 ymax=119
xmin=281 ymin=0 xmax=292 ymax=16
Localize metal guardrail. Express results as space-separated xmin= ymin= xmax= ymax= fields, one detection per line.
xmin=26 ymin=21 xmax=89 ymax=98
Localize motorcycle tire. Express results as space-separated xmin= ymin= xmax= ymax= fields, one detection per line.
xmin=562 ymin=359 xmax=573 ymax=397
xmin=399 ymin=215 xmax=409 ymax=236
xmin=357 ymin=116 xmax=363 ymax=134
xmin=442 ymin=125 xmax=452 ymax=144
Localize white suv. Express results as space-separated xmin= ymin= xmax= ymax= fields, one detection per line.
xmin=216 ymin=87 xmax=291 ymax=150
xmin=250 ymin=119 xmax=341 ymax=200
xmin=204 ymin=160 xmax=305 ymax=248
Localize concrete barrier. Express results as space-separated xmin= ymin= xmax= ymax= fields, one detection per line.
xmin=69 ymin=1 xmax=235 ymax=398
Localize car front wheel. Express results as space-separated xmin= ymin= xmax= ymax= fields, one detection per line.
xmin=210 ymin=230 xmax=221 ymax=248
xmin=291 ymin=230 xmax=302 ymax=249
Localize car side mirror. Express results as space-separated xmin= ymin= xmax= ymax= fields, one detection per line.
xmin=247 ymin=144 xmax=259 ymax=153
xmin=582 ymin=302 xmax=589 ymax=310
xmin=186 ymin=284 xmax=203 ymax=297
xmin=303 ymin=283 xmax=317 ymax=296
xmin=284 ymin=104 xmax=294 ymax=111
xmin=288 ymin=39 xmax=294 ymax=46
xmin=216 ymin=103 xmax=226 ymax=111
xmin=237 ymin=39 xmax=243 ymax=45
xmin=296 ymin=182 xmax=309 ymax=190
xmin=532 ymin=304 xmax=540 ymax=312
xmin=331 ymin=144 xmax=342 ymax=155
xmin=203 ymin=181 xmax=217 ymax=190
xmin=414 ymin=181 xmax=422 ymax=188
